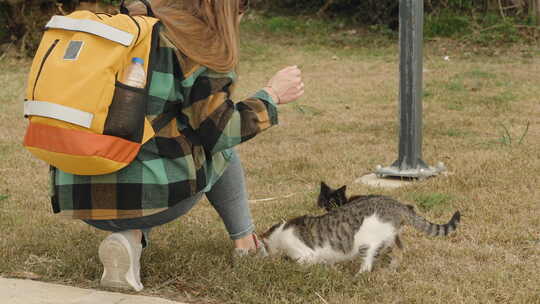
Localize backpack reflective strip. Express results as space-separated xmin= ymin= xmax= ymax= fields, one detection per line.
xmin=46 ymin=15 xmax=134 ymax=46
xmin=24 ymin=101 xmax=94 ymax=128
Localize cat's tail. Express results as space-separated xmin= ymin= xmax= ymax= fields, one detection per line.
xmin=404 ymin=206 xmax=461 ymax=237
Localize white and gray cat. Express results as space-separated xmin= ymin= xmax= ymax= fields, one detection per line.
xmin=261 ymin=182 xmax=461 ymax=274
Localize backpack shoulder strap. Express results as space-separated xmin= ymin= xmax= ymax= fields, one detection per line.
xmin=120 ymin=0 xmax=155 ymax=17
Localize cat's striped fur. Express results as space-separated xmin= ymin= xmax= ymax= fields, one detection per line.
xmin=261 ymin=184 xmax=461 ymax=273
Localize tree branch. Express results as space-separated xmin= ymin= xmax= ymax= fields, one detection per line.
xmin=498 ymin=0 xmax=507 ymax=19
xmin=317 ymin=0 xmax=335 ymax=17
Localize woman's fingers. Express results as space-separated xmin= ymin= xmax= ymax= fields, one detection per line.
xmin=265 ymin=65 xmax=304 ymax=104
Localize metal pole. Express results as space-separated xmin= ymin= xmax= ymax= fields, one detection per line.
xmin=376 ymin=0 xmax=445 ymax=179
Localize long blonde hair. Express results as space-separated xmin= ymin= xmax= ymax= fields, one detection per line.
xmin=129 ymin=0 xmax=241 ymax=73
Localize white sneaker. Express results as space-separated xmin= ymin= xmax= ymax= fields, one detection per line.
xmin=98 ymin=231 xmax=143 ymax=291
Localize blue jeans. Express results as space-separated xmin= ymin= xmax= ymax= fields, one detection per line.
xmin=83 ymin=151 xmax=255 ymax=243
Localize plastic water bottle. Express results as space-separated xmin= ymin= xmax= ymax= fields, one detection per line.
xmin=122 ymin=57 xmax=146 ymax=88
xmin=105 ymin=57 xmax=147 ymax=140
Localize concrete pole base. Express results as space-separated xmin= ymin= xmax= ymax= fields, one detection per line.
xmin=375 ymin=162 xmax=447 ymax=180
xmin=354 ymin=174 xmax=417 ymax=189
xmin=356 ymin=162 xmax=447 ymax=189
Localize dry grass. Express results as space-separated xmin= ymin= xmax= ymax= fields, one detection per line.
xmin=1 ymin=17 xmax=540 ymax=304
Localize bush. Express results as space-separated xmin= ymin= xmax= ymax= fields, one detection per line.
xmin=0 ymin=0 xmax=536 ymax=57
xmin=255 ymin=0 xmax=534 ymax=27
xmin=257 ymin=0 xmax=400 ymax=26
xmin=0 ymin=0 xmax=116 ymax=56
xmin=0 ymin=1 xmax=59 ymax=56
xmin=0 ymin=3 xmax=9 ymax=44
xmin=425 ymin=13 xmax=472 ymax=38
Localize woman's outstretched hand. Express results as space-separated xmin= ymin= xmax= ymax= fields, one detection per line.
xmin=264 ymin=66 xmax=304 ymax=105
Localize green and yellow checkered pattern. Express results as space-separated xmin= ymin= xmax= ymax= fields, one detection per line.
xmin=51 ymin=27 xmax=278 ymax=220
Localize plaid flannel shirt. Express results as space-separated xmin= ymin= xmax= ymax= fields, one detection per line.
xmin=50 ymin=26 xmax=278 ymax=220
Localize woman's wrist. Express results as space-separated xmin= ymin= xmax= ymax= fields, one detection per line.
xmin=263 ymin=86 xmax=280 ymax=105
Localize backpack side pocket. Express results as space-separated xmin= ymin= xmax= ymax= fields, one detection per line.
xmin=103 ymin=81 xmax=146 ymax=143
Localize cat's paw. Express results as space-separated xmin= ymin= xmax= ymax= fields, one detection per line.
xmin=295 ymin=255 xmax=316 ymax=265
xmin=356 ymin=264 xmax=373 ymax=275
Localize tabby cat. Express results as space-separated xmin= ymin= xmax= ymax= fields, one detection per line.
xmin=261 ymin=182 xmax=461 ymax=274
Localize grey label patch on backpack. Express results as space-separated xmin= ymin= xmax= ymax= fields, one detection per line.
xmin=64 ymin=41 xmax=84 ymax=60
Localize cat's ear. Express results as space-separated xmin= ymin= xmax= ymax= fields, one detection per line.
xmin=320 ymin=181 xmax=331 ymax=195
xmin=337 ymin=185 xmax=347 ymax=196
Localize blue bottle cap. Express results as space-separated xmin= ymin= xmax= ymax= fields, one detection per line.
xmin=132 ymin=57 xmax=144 ymax=64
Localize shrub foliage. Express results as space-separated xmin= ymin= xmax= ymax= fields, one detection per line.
xmin=0 ymin=0 xmax=538 ymax=56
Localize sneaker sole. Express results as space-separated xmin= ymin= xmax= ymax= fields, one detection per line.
xmin=99 ymin=239 xmax=141 ymax=291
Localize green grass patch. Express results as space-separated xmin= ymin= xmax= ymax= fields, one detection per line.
xmin=292 ymin=103 xmax=323 ymax=116
xmin=446 ymin=101 xmax=465 ymax=111
xmin=446 ymin=79 xmax=467 ymax=92
xmin=427 ymin=67 xmax=523 ymax=112
xmin=463 ymin=69 xmax=497 ymax=80
xmin=425 ymin=13 xmax=471 ymax=38
xmin=494 ymin=121 xmax=531 ymax=146
xmin=478 ymin=91 xmax=516 ymax=108
xmin=240 ymin=13 xmax=395 ymax=52
xmin=410 ymin=193 xmax=454 ymax=211
xmin=440 ymin=128 xmax=470 ymax=138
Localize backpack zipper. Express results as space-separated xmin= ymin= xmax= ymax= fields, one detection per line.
xmin=32 ymin=39 xmax=60 ymax=100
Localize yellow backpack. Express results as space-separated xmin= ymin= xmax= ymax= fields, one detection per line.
xmin=23 ymin=2 xmax=160 ymax=175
